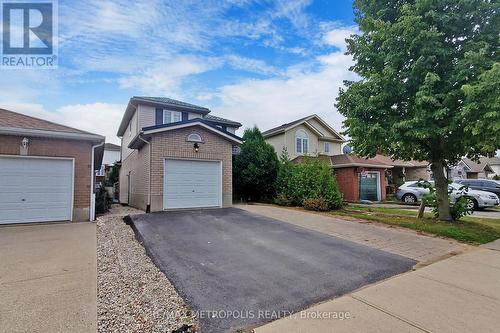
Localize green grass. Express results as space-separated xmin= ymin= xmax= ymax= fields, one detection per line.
xmin=330 ymin=205 xmax=500 ymax=245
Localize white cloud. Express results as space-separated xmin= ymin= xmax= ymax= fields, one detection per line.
xmin=211 ymin=49 xmax=358 ymax=135
xmin=322 ymin=26 xmax=358 ymax=51
xmin=4 ymin=103 xmax=125 ymax=144
xmin=224 ymin=55 xmax=281 ymax=75
xmin=273 ymin=0 xmax=313 ymax=30
xmin=118 ymin=56 xmax=221 ymax=96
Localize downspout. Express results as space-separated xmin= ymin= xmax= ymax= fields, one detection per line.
xmin=90 ymin=141 xmax=105 ymax=221
xmin=138 ymin=134 xmax=151 ymax=213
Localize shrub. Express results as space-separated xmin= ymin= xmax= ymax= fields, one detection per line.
xmin=276 ymin=157 xmax=343 ymax=210
xmin=233 ymin=127 xmax=280 ymax=202
xmin=274 ymin=193 xmax=293 ymax=206
xmin=422 ymin=182 xmax=473 ymax=221
xmin=95 ymin=186 xmax=112 ymax=214
xmin=450 ymin=196 xmax=474 ymax=220
xmin=105 ymin=164 xmax=120 ymax=186
xmin=303 ymin=198 xmax=329 ymax=211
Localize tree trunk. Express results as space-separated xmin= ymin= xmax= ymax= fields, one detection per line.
xmin=417 ymin=201 xmax=425 ymax=219
xmin=431 ymin=161 xmax=452 ymax=221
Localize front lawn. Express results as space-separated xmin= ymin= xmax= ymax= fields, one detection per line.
xmin=330 ymin=205 xmax=500 ymax=245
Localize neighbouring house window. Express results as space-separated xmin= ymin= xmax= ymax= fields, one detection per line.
xmin=128 ymin=122 xmax=132 ymax=137
xmin=163 ymin=110 xmax=182 ymax=124
xmin=187 ymin=133 xmax=203 ymax=142
xmin=324 ymin=142 xmax=330 ymax=153
xmin=295 ymin=129 xmax=309 ymax=154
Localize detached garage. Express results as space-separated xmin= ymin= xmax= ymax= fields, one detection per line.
xmin=0 ymin=108 xmax=105 ymax=224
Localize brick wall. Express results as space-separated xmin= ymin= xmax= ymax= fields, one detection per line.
xmin=406 ymin=166 xmax=431 ymax=181
xmin=334 ymin=166 xmax=387 ymax=202
xmin=0 ymin=134 xmax=92 ymax=221
xmin=334 ymin=168 xmax=358 ymax=202
xmin=150 ymin=126 xmax=233 ymax=211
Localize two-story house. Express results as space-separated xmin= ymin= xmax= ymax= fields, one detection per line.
xmin=117 ymin=97 xmax=242 ymax=212
xmin=263 ymin=115 xmax=391 ymax=202
xmin=262 ymin=114 xmax=345 ymax=160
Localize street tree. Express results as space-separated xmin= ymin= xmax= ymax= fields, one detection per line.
xmin=337 ymin=0 xmax=500 ymax=220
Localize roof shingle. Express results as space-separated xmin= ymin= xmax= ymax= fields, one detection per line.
xmin=133 ymin=96 xmax=210 ymax=112
xmin=0 ymin=108 xmax=96 ymax=135
xmin=204 ymin=114 xmax=242 ymax=127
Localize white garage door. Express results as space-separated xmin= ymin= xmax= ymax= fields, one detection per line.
xmin=164 ymin=159 xmax=221 ymax=209
xmin=0 ymin=157 xmax=73 ymax=224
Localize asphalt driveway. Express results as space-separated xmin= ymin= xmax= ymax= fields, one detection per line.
xmin=129 ymin=208 xmax=416 ymax=332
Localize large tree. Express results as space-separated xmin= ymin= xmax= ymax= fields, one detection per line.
xmin=337 ymin=0 xmax=500 ymax=221
xmin=233 ymin=126 xmax=279 ymax=202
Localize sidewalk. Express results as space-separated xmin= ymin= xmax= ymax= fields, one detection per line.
xmin=255 ymin=247 xmax=500 ymax=333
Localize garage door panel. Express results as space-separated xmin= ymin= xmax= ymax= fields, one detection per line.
xmin=164 ymin=159 xmax=221 ymax=209
xmin=0 ymin=157 xmax=73 ymax=224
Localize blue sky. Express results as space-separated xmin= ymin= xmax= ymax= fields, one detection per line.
xmin=1 ymin=0 xmax=358 ymax=144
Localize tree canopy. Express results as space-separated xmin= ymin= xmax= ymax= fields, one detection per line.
xmin=337 ymin=0 xmax=499 ymax=220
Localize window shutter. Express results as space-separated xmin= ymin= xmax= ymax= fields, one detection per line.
xmin=155 ymin=108 xmax=163 ymax=125
xmin=182 ymin=112 xmax=188 ymax=121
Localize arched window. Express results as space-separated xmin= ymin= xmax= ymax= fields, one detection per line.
xmin=186 ymin=133 xmax=203 ymax=143
xmin=295 ymin=129 xmax=309 ymax=154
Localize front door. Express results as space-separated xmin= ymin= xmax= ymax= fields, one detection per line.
xmin=359 ymin=172 xmax=380 ymax=201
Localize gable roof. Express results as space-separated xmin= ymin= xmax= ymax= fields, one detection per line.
xmin=462 ymin=158 xmax=494 ymax=173
xmin=0 ymin=108 xmax=104 ymax=142
xmin=486 ymin=156 xmax=500 ymax=166
xmin=262 ymin=114 xmax=345 ymax=142
xmin=104 ymin=143 xmax=120 ymax=151
xmin=370 ymin=154 xmax=429 ymax=168
xmin=204 ymin=114 xmax=242 ymax=127
xmin=329 ymin=154 xmax=392 ymax=169
xmin=132 ymin=96 xmax=210 ymax=112
xmin=128 ymin=118 xmax=243 ymax=149
xmin=117 ymin=96 xmax=211 ymax=136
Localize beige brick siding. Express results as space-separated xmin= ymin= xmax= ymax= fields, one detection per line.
xmin=119 ymin=143 xmax=150 ymax=210
xmin=406 ymin=166 xmax=431 ymax=181
xmin=0 ymin=134 xmax=92 ymax=221
xmin=149 ymin=126 xmax=233 ymax=211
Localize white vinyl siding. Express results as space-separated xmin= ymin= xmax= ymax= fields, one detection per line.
xmin=163 ymin=159 xmax=221 ymax=209
xmin=0 ymin=156 xmax=73 ymax=224
xmin=163 ymin=110 xmax=182 ymax=124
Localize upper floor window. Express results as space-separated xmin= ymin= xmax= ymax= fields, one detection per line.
xmin=324 ymin=142 xmax=330 ymax=153
xmin=128 ymin=121 xmax=132 ymax=137
xmin=295 ymin=129 xmax=309 ymax=154
xmin=163 ymin=110 xmax=182 ymax=124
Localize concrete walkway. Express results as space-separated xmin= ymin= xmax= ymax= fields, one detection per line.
xmin=238 ymin=204 xmax=470 ymax=263
xmin=351 ymin=202 xmax=500 ymax=220
xmin=0 ymin=222 xmax=97 ymax=333
xmin=255 ymin=248 xmax=500 ymax=333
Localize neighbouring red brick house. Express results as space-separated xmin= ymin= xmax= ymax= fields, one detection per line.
xmin=329 ymin=154 xmax=391 ymax=202
xmin=0 ymin=108 xmax=105 ymax=224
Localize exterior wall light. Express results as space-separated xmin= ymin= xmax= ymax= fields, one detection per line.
xmin=193 ymin=142 xmax=199 ymax=153
xmin=21 ymin=137 xmax=29 ymax=148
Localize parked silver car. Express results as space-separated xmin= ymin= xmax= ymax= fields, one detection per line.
xmin=395 ymin=181 xmax=499 ymax=210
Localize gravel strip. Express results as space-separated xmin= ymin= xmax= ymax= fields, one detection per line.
xmin=97 ymin=205 xmax=198 ymax=333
